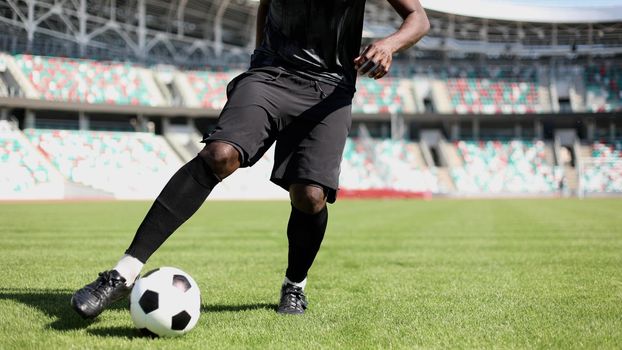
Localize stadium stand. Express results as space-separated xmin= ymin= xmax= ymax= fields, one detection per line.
xmin=13 ymin=54 xmax=164 ymax=106
xmin=181 ymin=70 xmax=238 ymax=110
xmin=584 ymin=64 xmax=622 ymax=113
xmin=24 ymin=129 xmax=182 ymax=199
xmin=0 ymin=1 xmax=620 ymax=200
xmin=176 ymin=69 xmax=418 ymax=114
xmin=0 ymin=121 xmax=63 ymax=199
xmin=451 ymin=140 xmax=563 ymax=193
xmin=352 ymin=78 xmax=416 ymax=114
xmin=443 ymin=66 xmax=542 ymax=114
xmin=0 ymin=53 xmax=582 ymax=117
xmin=178 ymin=71 xmax=418 ymax=114
xmin=340 ymin=138 xmax=442 ymax=193
xmin=580 ymin=141 xmax=622 ymax=193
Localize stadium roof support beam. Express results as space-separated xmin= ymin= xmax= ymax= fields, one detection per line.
xmin=5 ymin=0 xmax=36 ymax=52
xmin=177 ymin=0 xmax=188 ymax=38
xmin=245 ymin=5 xmax=257 ymax=51
xmin=0 ymin=0 xmax=252 ymax=65
xmin=588 ymin=23 xmax=593 ymax=46
xmin=479 ymin=19 xmax=488 ymax=63
xmin=2 ymin=0 xmax=622 ymax=64
xmin=78 ymin=0 xmax=86 ymax=56
xmin=213 ymin=0 xmax=231 ymax=58
xmin=446 ymin=14 xmax=455 ymax=40
xmin=26 ymin=0 xmax=34 ymax=52
xmin=110 ymin=0 xmax=117 ymax=22
xmin=480 ymin=18 xmax=488 ymax=43
xmin=6 ymin=0 xmax=82 ymax=53
xmin=517 ymin=22 xmax=524 ymax=45
xmin=138 ymin=0 xmax=146 ymax=60
xmin=442 ymin=14 xmax=455 ymax=63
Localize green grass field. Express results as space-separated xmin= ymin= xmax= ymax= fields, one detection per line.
xmin=1 ymin=199 xmax=621 ymax=349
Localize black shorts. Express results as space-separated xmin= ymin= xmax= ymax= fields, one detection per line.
xmin=202 ymin=67 xmax=354 ymax=203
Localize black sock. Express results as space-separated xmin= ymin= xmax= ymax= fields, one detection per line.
xmin=285 ymin=204 xmax=328 ymax=283
xmin=125 ymin=156 xmax=219 ymax=263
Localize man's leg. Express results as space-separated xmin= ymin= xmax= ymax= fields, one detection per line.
xmin=278 ymin=183 xmax=328 ymax=315
xmin=71 ymin=141 xmax=241 ymax=319
xmin=124 ymin=142 xmax=241 ymax=264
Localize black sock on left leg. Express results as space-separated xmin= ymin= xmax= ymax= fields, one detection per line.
xmin=125 ymin=155 xmax=220 ymax=262
xmin=285 ymin=204 xmax=328 ymax=283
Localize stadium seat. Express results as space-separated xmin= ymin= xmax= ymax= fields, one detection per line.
xmin=0 ymin=124 xmax=63 ymax=199
xmin=183 ymin=70 xmax=239 ymax=110
xmin=25 ymin=129 xmax=183 ymax=199
xmin=451 ymin=139 xmax=562 ymax=193
xmin=444 ymin=67 xmax=540 ymax=115
xmin=352 ymin=78 xmax=404 ymax=114
xmin=580 ymin=141 xmax=622 ymax=193
xmin=584 ymin=64 xmax=622 ymax=113
xmin=14 ymin=54 xmax=158 ymax=106
xmin=340 ymin=138 xmax=442 ymax=193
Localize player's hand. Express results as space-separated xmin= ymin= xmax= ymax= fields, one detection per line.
xmin=353 ymin=40 xmax=394 ymax=80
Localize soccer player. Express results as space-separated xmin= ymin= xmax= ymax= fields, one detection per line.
xmin=71 ymin=0 xmax=429 ymax=317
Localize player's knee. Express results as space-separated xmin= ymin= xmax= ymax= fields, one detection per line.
xmin=290 ymin=184 xmax=327 ymax=214
xmin=199 ymin=142 xmax=241 ymax=180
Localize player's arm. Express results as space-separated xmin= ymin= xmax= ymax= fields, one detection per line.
xmin=256 ymin=0 xmax=271 ymax=49
xmin=354 ymin=0 xmax=430 ymax=79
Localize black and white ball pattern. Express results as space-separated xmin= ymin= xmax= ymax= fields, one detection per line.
xmin=130 ymin=267 xmax=201 ymax=337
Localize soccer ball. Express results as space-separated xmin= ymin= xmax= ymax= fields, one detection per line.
xmin=130 ymin=267 xmax=201 ymax=337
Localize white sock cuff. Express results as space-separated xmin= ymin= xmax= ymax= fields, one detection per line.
xmin=113 ymin=254 xmax=144 ymax=286
xmin=284 ymin=276 xmax=307 ymax=290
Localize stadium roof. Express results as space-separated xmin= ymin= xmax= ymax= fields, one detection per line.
xmin=420 ymin=0 xmax=622 ymax=23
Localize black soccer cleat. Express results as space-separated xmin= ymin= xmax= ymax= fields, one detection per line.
xmin=71 ymin=270 xmax=133 ymax=319
xmin=277 ymin=283 xmax=308 ymax=315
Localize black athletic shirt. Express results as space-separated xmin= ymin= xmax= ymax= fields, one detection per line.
xmin=251 ymin=0 xmax=367 ymax=90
